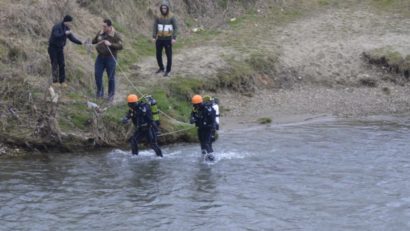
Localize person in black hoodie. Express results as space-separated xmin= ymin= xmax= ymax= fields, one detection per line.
xmin=48 ymin=15 xmax=82 ymax=87
xmin=152 ymin=2 xmax=178 ymax=77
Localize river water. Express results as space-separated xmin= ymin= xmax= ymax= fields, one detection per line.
xmin=1 ymin=116 xmax=410 ymax=231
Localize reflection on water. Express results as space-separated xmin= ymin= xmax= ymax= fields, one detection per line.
xmin=1 ymin=116 xmax=410 ymax=230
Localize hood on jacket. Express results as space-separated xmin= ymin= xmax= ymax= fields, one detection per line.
xmin=159 ymin=0 xmax=170 ymax=16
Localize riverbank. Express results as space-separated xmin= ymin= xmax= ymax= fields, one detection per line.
xmin=1 ymin=0 xmax=409 ymax=157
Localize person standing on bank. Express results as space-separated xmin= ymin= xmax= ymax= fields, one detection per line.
xmin=152 ymin=2 xmax=178 ymax=77
xmin=92 ymin=19 xmax=123 ymax=102
xmin=48 ymin=15 xmax=82 ymax=87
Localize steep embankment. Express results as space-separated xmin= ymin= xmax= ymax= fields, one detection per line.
xmin=0 ymin=0 xmax=271 ymax=155
xmin=1 ymin=0 xmax=409 ymax=156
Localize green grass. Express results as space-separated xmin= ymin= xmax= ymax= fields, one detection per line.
xmin=7 ymin=46 xmax=27 ymax=63
xmin=247 ymin=52 xmax=279 ymax=74
xmin=118 ymin=35 xmax=156 ymax=68
xmin=370 ymin=0 xmax=410 ymax=14
xmin=0 ymin=41 xmax=7 ymax=60
xmin=257 ymin=117 xmax=272 ymax=124
xmin=174 ymin=29 xmax=222 ymax=50
xmin=403 ymin=55 xmax=410 ymax=70
xmin=213 ymin=60 xmax=253 ymax=92
xmin=104 ymin=104 xmax=127 ymax=123
xmin=318 ymin=0 xmax=331 ymax=5
xmin=386 ymin=51 xmax=403 ymax=64
xmin=150 ymin=78 xmax=203 ymax=122
xmin=59 ymin=103 xmax=90 ymax=131
xmin=167 ymin=77 xmax=205 ymax=100
xmin=66 ymin=92 xmax=86 ymax=101
xmin=184 ymin=16 xmax=196 ymax=28
xmin=227 ymin=12 xmax=258 ymax=28
xmin=112 ymin=21 xmax=127 ymax=34
xmin=367 ymin=47 xmax=404 ymax=65
xmin=372 ymin=0 xmax=396 ymax=7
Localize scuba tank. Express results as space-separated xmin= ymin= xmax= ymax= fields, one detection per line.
xmin=203 ymin=95 xmax=220 ymax=130
xmin=202 ymin=95 xmax=220 ymax=142
xmin=143 ymin=95 xmax=160 ymax=125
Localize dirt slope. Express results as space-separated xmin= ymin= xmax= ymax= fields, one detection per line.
xmin=59 ymin=2 xmax=410 ymax=130
xmin=214 ymin=5 xmax=410 ymax=127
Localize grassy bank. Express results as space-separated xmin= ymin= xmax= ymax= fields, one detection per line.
xmin=1 ymin=0 xmax=409 ymax=156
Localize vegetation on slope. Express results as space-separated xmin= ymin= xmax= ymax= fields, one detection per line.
xmin=0 ymin=0 xmax=409 ymax=156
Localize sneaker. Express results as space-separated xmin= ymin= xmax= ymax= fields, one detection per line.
xmin=164 ymin=72 xmax=170 ymax=77
xmin=107 ymin=96 xmax=114 ymax=102
xmin=51 ymin=82 xmax=59 ymax=88
xmin=155 ymin=69 xmax=164 ymax=74
xmin=60 ymin=82 xmax=68 ymax=88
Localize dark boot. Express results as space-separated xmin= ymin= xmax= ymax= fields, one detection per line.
xmin=205 ymin=153 xmax=215 ymax=161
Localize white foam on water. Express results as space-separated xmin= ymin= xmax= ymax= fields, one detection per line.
xmin=107 ymin=149 xmax=162 ymax=162
xmin=162 ymin=149 xmax=185 ymax=158
xmin=107 ymin=147 xmax=250 ymax=165
xmin=109 ymin=149 xmax=129 ymax=157
xmin=216 ymin=150 xmax=248 ymax=160
xmin=198 ymin=150 xmax=250 ymax=165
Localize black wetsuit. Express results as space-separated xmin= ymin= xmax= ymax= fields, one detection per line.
xmin=190 ymin=103 xmax=217 ymax=155
xmin=124 ymin=102 xmax=162 ymax=157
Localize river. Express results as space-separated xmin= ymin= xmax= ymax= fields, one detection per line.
xmin=1 ymin=116 xmax=410 ymax=230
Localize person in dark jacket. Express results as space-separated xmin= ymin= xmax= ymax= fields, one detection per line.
xmin=92 ymin=19 xmax=123 ymax=102
xmin=122 ymin=94 xmax=163 ymax=157
xmin=48 ymin=15 xmax=82 ymax=86
xmin=152 ymin=2 xmax=178 ymax=77
xmin=190 ymin=95 xmax=217 ymax=161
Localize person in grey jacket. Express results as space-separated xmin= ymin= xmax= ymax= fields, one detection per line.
xmin=152 ymin=2 xmax=178 ymax=77
xmin=48 ymin=15 xmax=82 ymax=86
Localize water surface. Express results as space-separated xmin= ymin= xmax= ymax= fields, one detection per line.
xmin=1 ymin=116 xmax=410 ymax=230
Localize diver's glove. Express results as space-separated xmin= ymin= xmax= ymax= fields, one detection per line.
xmin=121 ymin=116 xmax=129 ymax=125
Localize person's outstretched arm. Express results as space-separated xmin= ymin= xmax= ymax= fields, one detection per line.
xmin=67 ymin=33 xmax=82 ymax=45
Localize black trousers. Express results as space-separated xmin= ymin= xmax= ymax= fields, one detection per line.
xmin=48 ymin=46 xmax=65 ymax=83
xmin=156 ymin=39 xmax=172 ymax=73
xmin=198 ymin=127 xmax=213 ymax=154
xmin=130 ymin=127 xmax=162 ymax=157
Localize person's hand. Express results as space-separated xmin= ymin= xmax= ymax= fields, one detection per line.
xmin=171 ymin=39 xmax=176 ymax=45
xmin=104 ymin=40 xmax=112 ymax=46
xmin=151 ymin=38 xmax=156 ymax=43
xmin=65 ymin=30 xmax=71 ymax=35
xmin=121 ymin=117 xmax=129 ymax=125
